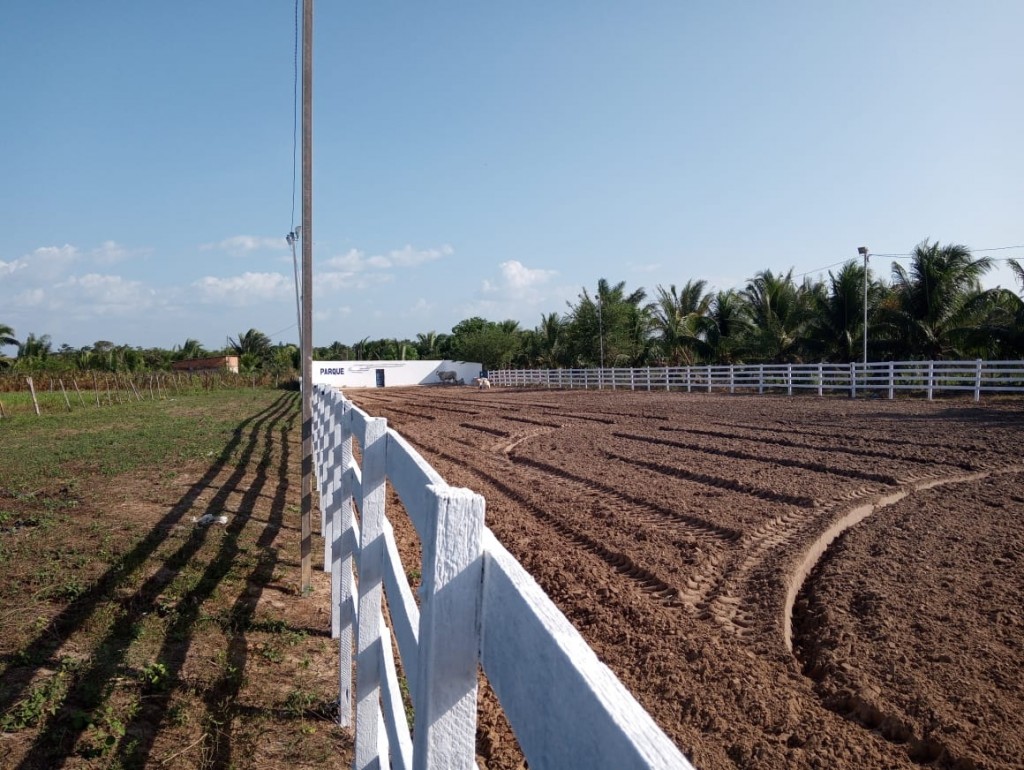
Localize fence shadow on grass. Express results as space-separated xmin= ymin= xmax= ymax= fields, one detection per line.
xmin=5 ymin=393 xmax=298 ymax=769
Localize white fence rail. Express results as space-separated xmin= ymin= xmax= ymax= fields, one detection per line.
xmin=312 ymin=385 xmax=692 ymax=770
xmin=489 ymin=360 xmax=1024 ymax=401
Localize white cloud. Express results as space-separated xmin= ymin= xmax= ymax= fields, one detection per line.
xmin=192 ymin=271 xmax=292 ymax=305
xmin=323 ymin=244 xmax=452 ymax=272
xmin=90 ymin=240 xmax=150 ymax=265
xmin=499 ymin=260 xmax=557 ymax=291
xmin=200 ymin=235 xmax=287 ymax=256
xmin=0 ymin=257 xmax=28 ymax=275
xmin=59 ymin=273 xmax=154 ymax=315
xmin=14 ymin=288 xmax=45 ymax=307
xmin=384 ymin=244 xmax=453 ymax=267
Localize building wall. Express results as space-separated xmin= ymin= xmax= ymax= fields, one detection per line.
xmin=312 ymin=360 xmax=482 ymax=388
xmin=171 ymin=356 xmax=240 ymax=374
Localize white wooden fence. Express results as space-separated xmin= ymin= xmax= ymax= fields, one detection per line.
xmin=489 ymin=360 xmax=1024 ymax=401
xmin=312 ymin=384 xmax=692 ymax=770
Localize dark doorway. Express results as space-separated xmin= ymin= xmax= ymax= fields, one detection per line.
xmin=375 ymin=369 xmax=385 ymax=388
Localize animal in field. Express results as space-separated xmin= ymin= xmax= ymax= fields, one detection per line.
xmin=436 ymin=370 xmax=458 ymax=385
xmin=474 ymin=377 xmax=491 ymax=389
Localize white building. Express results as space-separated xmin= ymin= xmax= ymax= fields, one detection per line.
xmin=311 ymin=359 xmax=483 ymax=388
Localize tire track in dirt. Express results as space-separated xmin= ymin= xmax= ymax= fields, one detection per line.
xmin=656 ymin=426 xmax=978 ymax=471
xmin=786 ymin=467 xmax=1024 ymax=770
xmin=506 ymin=454 xmax=742 ymax=543
xmin=614 ymin=432 xmax=901 ymax=485
xmin=605 ymin=452 xmax=817 ymax=508
xmin=708 ymin=419 xmax=970 ymax=452
xmin=412 ymin=439 xmax=689 ymax=608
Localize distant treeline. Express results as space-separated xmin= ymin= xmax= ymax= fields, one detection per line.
xmin=3 ymin=241 xmax=1023 ymax=373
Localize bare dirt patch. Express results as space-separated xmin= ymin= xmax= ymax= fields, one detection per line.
xmin=350 ymin=387 xmax=1024 ymax=770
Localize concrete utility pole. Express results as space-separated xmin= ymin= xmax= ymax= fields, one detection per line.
xmin=858 ymin=246 xmax=869 ymax=367
xmin=300 ymin=0 xmax=314 ymax=593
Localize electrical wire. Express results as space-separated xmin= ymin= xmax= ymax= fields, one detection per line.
xmin=793 ymin=245 xmax=1023 ymax=280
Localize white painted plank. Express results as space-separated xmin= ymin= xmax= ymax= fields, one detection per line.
xmin=381 ymin=517 xmax=420 ymax=695
xmin=386 ymin=429 xmax=446 ymax=540
xmin=354 ymin=416 xmax=388 ymax=770
xmin=336 ymin=395 xmax=356 ymax=728
xmin=412 ymin=486 xmax=485 ymax=770
xmin=480 ymin=530 xmax=695 ymax=770
xmin=379 ymin=612 xmax=414 ymax=770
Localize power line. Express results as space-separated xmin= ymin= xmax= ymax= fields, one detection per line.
xmin=793 ymin=244 xmax=1024 ymax=280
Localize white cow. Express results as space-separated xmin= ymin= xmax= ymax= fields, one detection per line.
xmin=474 ymin=377 xmax=491 ymax=389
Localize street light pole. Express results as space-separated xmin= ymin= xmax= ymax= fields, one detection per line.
xmin=858 ymin=246 xmax=869 ymax=368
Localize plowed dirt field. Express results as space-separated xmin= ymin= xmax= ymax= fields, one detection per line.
xmin=346 ymin=387 xmax=1024 ymax=770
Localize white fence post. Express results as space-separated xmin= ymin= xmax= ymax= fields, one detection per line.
xmin=336 ymin=398 xmax=356 ymax=727
xmin=758 ymin=365 xmax=764 ymax=395
xmin=355 ymin=416 xmax=388 ymax=769
xmin=817 ymin=363 xmax=823 ymax=397
xmin=706 ymin=365 xmax=712 ymax=393
xmin=888 ymin=361 xmax=895 ymax=400
xmin=927 ymin=361 xmax=935 ymax=401
xmin=729 ymin=367 xmax=735 ymax=394
xmin=686 ymin=367 xmax=692 ymax=393
xmin=412 ymin=486 xmax=486 ymax=770
xmin=850 ymin=362 xmax=856 ymax=399
xmin=974 ymin=359 xmax=982 ymax=402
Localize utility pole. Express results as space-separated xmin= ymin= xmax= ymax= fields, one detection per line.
xmin=300 ymin=0 xmax=314 ymax=593
xmin=858 ymin=246 xmax=869 ymax=367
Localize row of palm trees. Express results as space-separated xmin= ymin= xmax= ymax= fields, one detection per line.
xmin=0 ymin=329 xmax=299 ymax=375
xmin=454 ymin=241 xmax=1023 ymax=370
xmin=3 ymin=241 xmax=1022 ymax=374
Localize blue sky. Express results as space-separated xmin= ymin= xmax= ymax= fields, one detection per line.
xmin=2 ymin=1 xmax=1022 ymax=351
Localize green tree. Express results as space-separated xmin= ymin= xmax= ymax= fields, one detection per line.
xmin=0 ymin=324 xmax=17 ymax=369
xmin=228 ymin=329 xmax=272 ymax=357
xmin=652 ymin=281 xmax=713 ymax=365
xmin=0 ymin=324 xmax=17 ymax=351
xmin=880 ymin=240 xmax=994 ymax=359
xmin=175 ymin=338 xmax=207 ymax=360
xmin=565 ymin=279 xmax=652 ymax=367
xmin=803 ymin=261 xmax=887 ymax=362
xmin=740 ymin=269 xmax=813 ymax=362
xmin=703 ymin=290 xmax=750 ymax=364
xmin=449 ymin=317 xmax=521 ymax=370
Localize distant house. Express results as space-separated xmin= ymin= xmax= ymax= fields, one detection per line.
xmin=172 ymin=356 xmax=240 ymax=374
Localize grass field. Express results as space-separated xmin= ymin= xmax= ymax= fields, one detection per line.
xmin=0 ymin=389 xmax=350 ymax=769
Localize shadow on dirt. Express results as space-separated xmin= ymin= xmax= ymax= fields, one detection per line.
xmin=3 ymin=393 xmax=298 ymax=770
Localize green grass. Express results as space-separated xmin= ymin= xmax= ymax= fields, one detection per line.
xmin=0 ymin=389 xmax=282 ymax=491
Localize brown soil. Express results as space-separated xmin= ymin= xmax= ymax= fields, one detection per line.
xmin=348 ymin=387 xmax=1024 ymax=770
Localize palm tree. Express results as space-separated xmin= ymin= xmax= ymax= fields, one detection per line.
xmin=803 ymin=261 xmax=887 ymax=362
xmin=652 ymin=281 xmax=713 ymax=365
xmin=565 ymin=279 xmax=652 ymax=367
xmin=227 ymin=329 xmax=272 ymax=358
xmin=970 ymin=259 xmax=1024 ymax=358
xmin=175 ymin=338 xmax=207 ymax=361
xmin=532 ymin=312 xmax=565 ymax=368
xmin=741 ymin=269 xmax=811 ymax=362
xmin=0 ymin=324 xmax=18 ymax=351
xmin=881 ymin=240 xmax=994 ymax=359
xmin=18 ymin=332 xmax=52 ymax=361
xmin=703 ymin=290 xmax=749 ymax=364
xmin=0 ymin=324 xmax=17 ymax=369
xmin=415 ymin=331 xmax=440 ymax=359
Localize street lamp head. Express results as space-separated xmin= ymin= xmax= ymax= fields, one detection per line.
xmin=857 ymin=246 xmax=869 ymax=256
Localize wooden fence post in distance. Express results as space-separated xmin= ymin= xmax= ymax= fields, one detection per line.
xmin=26 ymin=377 xmax=40 ymax=416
